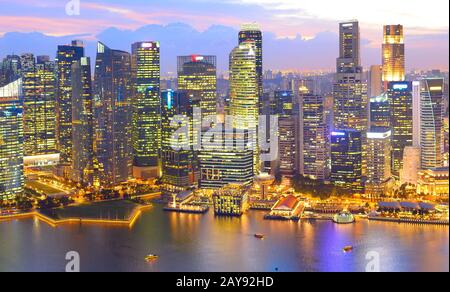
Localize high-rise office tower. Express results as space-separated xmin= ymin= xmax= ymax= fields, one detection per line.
xmin=420 ymin=78 xmax=445 ymax=169
xmin=333 ymin=21 xmax=368 ymax=180
xmin=71 ymin=57 xmax=94 ymax=187
xmin=0 ymin=55 xmax=21 ymax=87
xmin=229 ymin=41 xmax=260 ymax=174
xmin=56 ymin=40 xmax=85 ymax=175
xmin=400 ymin=146 xmax=421 ymax=185
xmin=382 ymin=25 xmax=405 ymax=88
xmin=412 ymin=81 xmax=421 ymax=147
xmin=300 ymin=93 xmax=329 ymax=180
xmin=370 ymin=92 xmax=391 ymax=128
xmin=0 ymin=79 xmax=24 ymax=200
xmin=94 ymin=42 xmax=133 ymax=186
xmin=365 ymin=128 xmax=392 ymax=196
xmin=178 ymin=55 xmax=217 ymax=120
xmin=131 ymin=42 xmax=161 ymax=179
xmin=199 ymin=128 xmax=254 ymax=189
xmin=334 ymin=21 xmax=367 ymax=133
xmin=239 ymin=23 xmax=263 ymax=103
xmin=330 ymin=129 xmax=363 ymax=192
xmin=21 ymin=54 xmax=57 ymax=158
xmin=388 ymin=81 xmax=413 ymax=176
xmin=161 ymin=90 xmax=196 ymax=192
xmin=369 ymin=65 xmax=383 ymax=98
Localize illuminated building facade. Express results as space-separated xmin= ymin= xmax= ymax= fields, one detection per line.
xmin=213 ymin=184 xmax=249 ymax=216
xmin=0 ymin=55 xmax=21 ymax=87
xmin=94 ymin=42 xmax=133 ymax=186
xmin=161 ymin=90 xmax=196 ymax=192
xmin=300 ymin=93 xmax=328 ymax=180
xmin=0 ymin=79 xmax=24 ymax=200
xmin=177 ymin=55 xmax=217 ymax=121
xmin=400 ymin=146 xmax=421 ymax=185
xmin=388 ymin=81 xmax=413 ymax=176
xmin=420 ymin=78 xmax=445 ymax=169
xmin=229 ymin=41 xmax=259 ymax=174
xmin=365 ymin=128 xmax=392 ymax=196
xmin=21 ymin=54 xmax=57 ymax=157
xmin=199 ymin=129 xmax=254 ymax=189
xmin=131 ymin=42 xmax=161 ymax=178
xmin=56 ymin=41 xmax=85 ymax=174
xmin=239 ymin=23 xmax=263 ymax=103
xmin=370 ymin=92 xmax=391 ymax=128
xmin=382 ymin=25 xmax=405 ymax=88
xmin=417 ymin=167 xmax=449 ymax=197
xmin=71 ymin=57 xmax=94 ymax=187
xmin=330 ymin=129 xmax=363 ymax=192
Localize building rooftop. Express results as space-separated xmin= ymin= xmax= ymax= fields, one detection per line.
xmin=273 ymin=195 xmax=299 ymax=211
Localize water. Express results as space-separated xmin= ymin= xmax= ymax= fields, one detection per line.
xmin=0 ymin=205 xmax=448 ymax=272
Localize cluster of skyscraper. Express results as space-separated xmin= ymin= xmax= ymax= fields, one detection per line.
xmin=0 ymin=20 xmax=447 ymax=200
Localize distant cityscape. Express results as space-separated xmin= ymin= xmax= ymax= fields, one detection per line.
xmin=0 ymin=16 xmax=449 ymax=272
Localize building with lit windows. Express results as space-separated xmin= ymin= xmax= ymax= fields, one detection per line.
xmin=400 ymin=146 xmax=421 ymax=185
xmin=334 ymin=21 xmax=368 ymax=134
xmin=177 ymin=55 xmax=217 ymax=121
xmin=199 ymin=129 xmax=254 ymax=189
xmin=229 ymin=41 xmax=259 ymax=174
xmin=300 ymin=93 xmax=328 ymax=180
xmin=420 ymin=78 xmax=445 ymax=169
xmin=213 ymin=184 xmax=250 ymax=216
xmin=161 ymin=90 xmax=196 ymax=193
xmin=94 ymin=42 xmax=133 ymax=186
xmin=382 ymin=25 xmax=405 ymax=88
xmin=56 ymin=40 xmax=85 ymax=176
xmin=330 ymin=129 xmax=363 ymax=193
xmin=0 ymin=55 xmax=21 ymax=87
xmin=239 ymin=23 xmax=263 ymax=103
xmin=71 ymin=57 xmax=94 ymax=187
xmin=388 ymin=81 xmax=413 ymax=176
xmin=370 ymin=92 xmax=391 ymax=128
xmin=365 ymin=128 xmax=392 ymax=196
xmin=0 ymin=79 xmax=24 ymax=200
xmin=369 ymin=65 xmax=383 ymax=98
xmin=131 ymin=42 xmax=161 ymax=179
xmin=21 ymin=54 xmax=57 ymax=160
xmin=417 ymin=167 xmax=449 ymax=197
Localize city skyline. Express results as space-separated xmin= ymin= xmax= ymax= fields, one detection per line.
xmin=0 ymin=0 xmax=448 ymax=72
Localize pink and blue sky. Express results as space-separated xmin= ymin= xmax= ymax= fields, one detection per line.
xmin=0 ymin=0 xmax=448 ymax=73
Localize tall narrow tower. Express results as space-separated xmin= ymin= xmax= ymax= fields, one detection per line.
xmin=382 ymin=25 xmax=405 ymax=89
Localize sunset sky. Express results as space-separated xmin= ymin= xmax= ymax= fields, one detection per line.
xmin=0 ymin=0 xmax=448 ymax=72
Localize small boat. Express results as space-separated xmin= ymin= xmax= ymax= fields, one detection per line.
xmin=343 ymin=246 xmax=353 ymax=253
xmin=145 ymin=254 xmax=159 ymax=262
xmin=254 ymin=234 xmax=265 ymax=239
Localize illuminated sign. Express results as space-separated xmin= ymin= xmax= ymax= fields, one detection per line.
xmin=429 ymin=86 xmax=443 ymax=91
xmin=332 ymin=131 xmax=346 ymax=136
xmin=141 ymin=42 xmax=154 ymax=48
xmin=392 ymin=83 xmax=409 ymax=90
xmin=191 ymin=55 xmax=204 ymax=62
xmin=367 ymin=131 xmax=392 ymax=139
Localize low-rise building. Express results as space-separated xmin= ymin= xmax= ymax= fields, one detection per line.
xmin=269 ymin=195 xmax=303 ymax=218
xmin=417 ymin=167 xmax=449 ymax=197
xmin=213 ymin=184 xmax=249 ymax=216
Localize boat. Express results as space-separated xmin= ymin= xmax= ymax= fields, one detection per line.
xmin=333 ymin=211 xmax=356 ymax=224
xmin=343 ymin=246 xmax=353 ymax=253
xmin=254 ymin=234 xmax=265 ymax=239
xmin=145 ymin=254 xmax=159 ymax=262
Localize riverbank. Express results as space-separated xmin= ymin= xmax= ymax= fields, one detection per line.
xmin=368 ymin=216 xmax=449 ymax=226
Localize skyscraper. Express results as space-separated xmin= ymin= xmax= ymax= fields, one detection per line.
xmin=229 ymin=41 xmax=260 ymax=174
xmin=420 ymin=78 xmax=445 ymax=169
xmin=0 ymin=79 xmax=24 ymax=200
xmin=330 ymin=129 xmax=363 ymax=192
xmin=21 ymin=54 xmax=57 ymax=158
xmin=94 ymin=42 xmax=133 ymax=186
xmin=382 ymin=25 xmax=405 ymax=88
xmin=161 ymin=90 xmax=196 ymax=192
xmin=388 ymin=81 xmax=413 ymax=177
xmin=71 ymin=57 xmax=94 ymax=187
xmin=300 ymin=93 xmax=329 ymax=180
xmin=334 ymin=21 xmax=367 ymax=133
xmin=239 ymin=23 xmax=263 ymax=103
xmin=131 ymin=42 xmax=161 ymax=179
xmin=365 ymin=128 xmax=392 ymax=197
xmin=369 ymin=65 xmax=383 ymax=98
xmin=0 ymin=55 xmax=21 ymax=87
xmin=56 ymin=40 xmax=85 ymax=176
xmin=370 ymin=92 xmax=391 ymax=128
xmin=177 ymin=55 xmax=217 ymax=120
